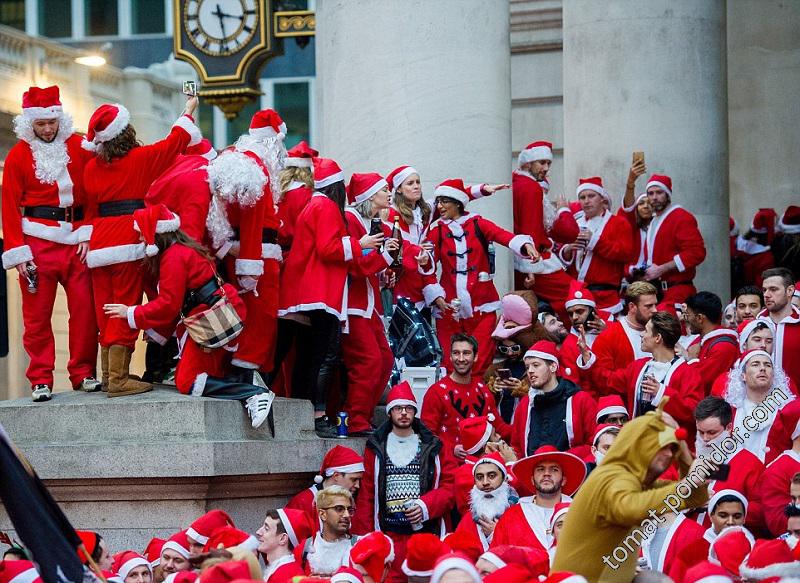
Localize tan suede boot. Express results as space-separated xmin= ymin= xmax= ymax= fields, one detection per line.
xmin=107 ymin=345 xmax=152 ymax=397
xmin=100 ymin=346 xmax=110 ymax=392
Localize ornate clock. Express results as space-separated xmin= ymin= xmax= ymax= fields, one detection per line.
xmin=183 ymin=0 xmax=259 ymax=57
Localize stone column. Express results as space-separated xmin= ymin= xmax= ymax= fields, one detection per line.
xmin=562 ymin=0 xmax=729 ymax=299
xmin=315 ymin=0 xmax=514 ymax=294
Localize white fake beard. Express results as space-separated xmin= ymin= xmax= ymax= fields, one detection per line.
xmin=307 ymin=538 xmax=349 ymax=576
xmin=17 ymin=114 xmax=75 ymax=185
xmin=695 ymin=432 xmax=728 ymax=460
xmin=386 ymin=432 xmax=420 ymax=468
xmin=234 ymin=134 xmax=286 ymax=202
xmin=470 ymin=482 xmax=511 ymax=522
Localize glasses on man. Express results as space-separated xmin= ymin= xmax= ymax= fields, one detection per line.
xmin=392 ymin=405 xmax=416 ymax=413
xmin=322 ymin=505 xmax=355 ymax=515
xmin=497 ymin=344 xmax=522 ymax=355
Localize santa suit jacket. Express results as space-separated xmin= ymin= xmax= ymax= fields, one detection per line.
xmin=285 ymin=483 xmax=320 ymax=522
xmin=559 ymin=330 xmax=599 ymax=393
xmin=84 ymin=115 xmax=201 ymax=268
xmin=278 ymin=193 xmax=361 ymax=322
xmin=758 ymin=307 xmax=800 ymax=390
xmin=644 ymin=204 xmax=706 ymax=287
xmin=641 ymin=514 xmax=704 ymax=576
xmin=589 ymin=319 xmax=650 ymax=382
xmin=144 ymin=154 xmax=211 ymax=242
xmin=763 ymin=449 xmax=800 ymax=536
xmin=351 ymin=419 xmax=456 ymax=537
xmin=689 ymin=328 xmax=740 ymax=395
xmin=386 ymin=206 xmax=440 ymax=309
xmin=492 ymin=495 xmax=572 ymax=552
xmin=277 ymin=180 xmax=313 ymax=253
xmin=264 ymin=555 xmax=304 ymax=583
xmin=2 ymin=133 xmax=93 ymax=268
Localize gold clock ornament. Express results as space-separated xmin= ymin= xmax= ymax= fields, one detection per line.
xmin=183 ymin=0 xmax=259 ymax=57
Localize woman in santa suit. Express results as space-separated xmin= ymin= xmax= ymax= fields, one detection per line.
xmin=83 ymin=97 xmax=201 ymax=397
xmin=103 ymin=204 xmax=274 ymax=429
xmin=277 ymin=140 xmax=317 ymax=258
xmin=425 ymin=179 xmax=539 ymax=375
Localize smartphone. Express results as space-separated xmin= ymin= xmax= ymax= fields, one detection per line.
xmin=497 ymin=368 xmax=511 ymax=380
xmin=707 ymin=464 xmax=731 ymax=481
xmin=183 ymin=81 xmax=197 ymax=96
xmin=633 ymin=151 xmax=645 ymax=166
xmin=585 ymin=307 xmax=597 ymax=324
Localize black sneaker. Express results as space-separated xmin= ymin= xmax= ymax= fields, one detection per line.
xmin=314 ymin=416 xmax=339 ymax=438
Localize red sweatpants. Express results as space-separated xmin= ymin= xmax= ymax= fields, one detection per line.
xmin=19 ymin=237 xmax=98 ymax=388
xmin=231 ymin=260 xmax=278 ymax=372
xmin=436 ymin=310 xmax=497 ymax=376
xmin=91 ymin=260 xmax=144 ymax=349
xmin=341 ymin=313 xmax=394 ymax=432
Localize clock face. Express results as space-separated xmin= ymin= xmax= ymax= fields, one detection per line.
xmin=184 ymin=0 xmax=259 ymax=57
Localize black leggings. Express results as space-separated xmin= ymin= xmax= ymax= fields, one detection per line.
xmin=292 ymin=310 xmax=341 ymax=412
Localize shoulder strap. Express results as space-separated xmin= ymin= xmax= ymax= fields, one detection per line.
xmin=706 ymin=334 xmax=738 ymax=351
xmin=471 ymin=217 xmax=490 ymax=263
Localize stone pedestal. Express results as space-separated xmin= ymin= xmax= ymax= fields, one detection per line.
xmin=0 ymin=389 xmax=362 ymax=551
xmin=562 ymin=0 xmax=730 ymax=299
xmin=316 ymin=0 xmax=515 ymax=294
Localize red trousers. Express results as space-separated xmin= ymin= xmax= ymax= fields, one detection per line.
xmin=19 ymin=237 xmax=98 ymax=388
xmin=91 ymin=260 xmax=144 ymax=349
xmin=231 ymin=261 xmax=278 ymax=372
xmin=436 ymin=310 xmax=497 ymax=376
xmin=341 ymin=313 xmax=394 ymax=432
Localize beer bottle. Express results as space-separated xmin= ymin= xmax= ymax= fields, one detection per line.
xmin=390 ymin=217 xmax=403 ymax=270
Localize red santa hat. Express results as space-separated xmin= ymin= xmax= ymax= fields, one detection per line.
xmin=112 ymin=551 xmax=151 ymax=581
xmin=592 ymin=423 xmax=619 ymax=447
xmin=483 ymin=564 xmax=538 ymax=583
xmin=550 ymin=501 xmax=571 ymax=531
xmin=683 ymin=561 xmax=734 ymax=583
xmin=442 ymin=531 xmax=483 ymax=562
xmin=347 ymin=173 xmax=388 ymax=206
xmin=729 ymin=217 xmax=739 ymax=238
xmin=198 ymin=560 xmax=253 ymax=583
xmin=542 ymin=572 xmax=589 ymax=583
xmin=708 ymin=489 xmax=748 ymax=516
xmin=202 ymin=526 xmax=258 ymax=553
xmin=518 ymin=140 xmax=553 ymax=166
xmin=314 ymin=445 xmax=365 ymax=484
xmin=736 ymin=319 xmax=774 ymax=352
xmin=275 ymin=508 xmax=312 ymax=548
xmin=523 ymin=340 xmax=560 ymax=369
xmin=459 ymin=415 xmax=496 ymax=455
xmin=143 ymin=537 xmax=165 ymax=567
xmin=401 ymin=533 xmax=450 ymax=578
xmin=471 ymin=451 xmax=508 ymax=480
xmin=386 ymin=165 xmax=420 ymax=191
xmin=739 ymin=348 xmax=772 ymax=371
xmin=596 ymin=395 xmax=627 ymax=422
xmin=385 ymin=381 xmax=417 ymax=413
xmin=186 ymin=509 xmax=234 ymax=546
xmin=133 ymin=204 xmax=181 ymax=257
xmin=331 ymin=566 xmax=365 ymax=583
xmin=102 ymin=571 xmax=123 ymax=583
xmin=82 ymin=103 xmax=131 ymax=151
xmin=161 ymin=530 xmax=191 ymax=559
xmin=491 ymin=293 xmax=534 ymax=340
xmin=429 ymin=552 xmax=481 ymax=583
xmin=285 ymin=140 xmax=318 ymax=169
xmin=738 ymin=539 xmax=798 ymax=581
xmin=163 ymin=572 xmax=198 ymax=583
xmin=564 ymin=280 xmax=597 ymax=310
xmin=186 ymin=138 xmax=217 ymax=161
xmin=248 ymin=109 xmax=286 ymax=141
xmin=0 ymin=562 xmax=41 ymax=583
xmin=313 ymin=157 xmax=345 ymax=189
xmin=511 ymin=445 xmax=587 ymax=496
xmin=708 ymin=526 xmax=754 ymax=576
xmin=645 ymin=174 xmax=672 ymax=196
xmin=21 ymin=85 xmax=62 ymax=120
xmin=750 ymin=208 xmax=777 ymax=240
xmin=479 ymin=546 xmax=549 ymax=577
xmin=76 ymin=530 xmax=101 ymax=564
xmin=780 ymin=205 xmax=800 ymax=234
xmin=349 ymin=532 xmax=395 ymax=582
xmin=576 ymin=176 xmax=611 ymax=207
xmin=434 ymin=179 xmax=471 ymax=207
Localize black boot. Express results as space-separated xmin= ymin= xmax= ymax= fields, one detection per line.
xmin=142 ymin=341 xmax=164 ymax=383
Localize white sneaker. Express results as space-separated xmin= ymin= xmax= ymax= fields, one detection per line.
xmin=78 ymin=377 xmax=102 ymax=392
xmin=245 ymin=391 xmax=275 ymax=429
xmin=31 ymin=385 xmax=52 ymax=402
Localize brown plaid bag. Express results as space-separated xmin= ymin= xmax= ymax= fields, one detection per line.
xmin=182 ymin=284 xmax=244 ymax=349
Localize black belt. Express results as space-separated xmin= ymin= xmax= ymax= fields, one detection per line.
xmin=587 ymin=283 xmax=619 ymax=292
xmin=98 ymin=199 xmax=145 ymax=217
xmin=651 ymin=279 xmax=694 ymax=291
xmin=183 ymin=277 xmax=221 ymax=314
xmin=23 ymin=205 xmax=84 ymax=222
xmin=231 ymin=227 xmax=278 ymax=244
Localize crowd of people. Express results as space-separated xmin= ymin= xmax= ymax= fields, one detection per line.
xmin=2 ymin=84 xmax=800 ymax=581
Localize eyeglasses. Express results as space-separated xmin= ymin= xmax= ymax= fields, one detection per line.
xmin=497 ymin=344 xmax=522 ymax=355
xmin=391 ymin=405 xmax=416 ymax=413
xmin=322 ymin=505 xmax=355 ymax=514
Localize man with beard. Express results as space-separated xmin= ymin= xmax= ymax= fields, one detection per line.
xmin=683 ymin=292 xmax=740 ymax=393
xmin=159 ymin=531 xmax=192 ymax=577
xmin=558 ymin=282 xmax=606 ymax=390
xmin=540 ymin=310 xmax=568 ymax=347
xmin=1 ymin=85 xmax=100 ymax=401
xmin=455 ymin=452 xmax=519 ymax=550
xmin=492 ymin=445 xmax=586 ymax=551
xmin=298 ymin=486 xmax=360 ymax=576
xmin=759 ymin=267 xmax=800 ymax=388
xmin=734 ymin=285 xmax=764 ymax=325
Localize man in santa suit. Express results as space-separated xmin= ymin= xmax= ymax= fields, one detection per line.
xmin=710 ymin=319 xmax=780 ymax=398
xmin=256 ymin=508 xmax=310 ymax=583
xmin=683 ymin=291 xmax=740 ymax=394
xmin=510 ymin=340 xmax=596 ymax=459
xmin=1 ymin=85 xmax=100 ymax=401
xmin=737 ymin=209 xmax=777 ymax=287
xmin=492 ymin=446 xmax=586 ymax=552
xmin=641 ymin=510 xmax=706 ymax=577
xmin=762 ymin=418 xmax=800 ymax=536
xmin=349 ymin=532 xmax=395 ymax=583
xmin=512 ymin=140 xmax=579 ymax=321
xmin=559 ymin=177 xmax=633 ymax=316
xmin=595 ymin=395 xmax=629 ymax=425
xmin=285 ymin=445 xmax=365 ymax=527
xmin=557 ymin=282 xmax=607 ymax=391
xmin=759 ymin=267 xmax=800 ymax=388
xmin=297 ymin=486 xmax=360 ymax=576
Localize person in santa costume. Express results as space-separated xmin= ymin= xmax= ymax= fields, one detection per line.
xmin=351 ymin=382 xmax=456 ymax=583
xmin=83 ymin=96 xmax=201 ymax=396
xmin=512 ymin=140 xmax=579 ymax=321
xmin=159 ymin=531 xmax=192 ymax=576
xmin=349 ymin=531 xmax=395 ymax=583
xmin=103 ymin=205 xmax=274 ymax=428
xmin=559 ymin=176 xmax=633 ymax=316
xmin=276 ymin=140 xmax=317 ymax=256
xmin=400 ymin=533 xmax=449 ymax=581
xmin=772 ymin=205 xmax=800 ymax=277
xmin=595 ymin=395 xmax=629 ymax=425
xmin=620 ymin=158 xmax=653 ymax=282
xmin=509 ymin=340 xmax=596 ymax=459
xmin=1 ymin=85 xmax=100 ymax=401
xmin=111 ymin=551 xmax=151 ymax=583
xmin=738 ymin=538 xmax=800 ymax=581
xmin=492 ymin=445 xmax=585 ymax=552
xmin=428 ymin=552 xmax=481 ymax=583
xmin=185 ymin=509 xmax=235 ymax=554
xmin=558 ymin=281 xmax=607 ymax=391
xmin=296 ymin=486 xmax=360 ymax=576
xmin=737 ymin=208 xmax=778 ymax=287
xmin=546 ymin=501 xmax=570 ymax=566
xmin=256 ymin=508 xmax=310 ymax=583
xmin=285 ymin=445 xmax=365 ymax=527
xmin=583 ymin=423 xmax=620 ymax=477
xmin=759 ymin=267 xmax=800 ymax=389
xmin=639 ymin=508 xmax=706 ymax=578
xmin=763 ymin=418 xmax=800 ymax=536
xmin=425 ymin=178 xmax=538 ymax=375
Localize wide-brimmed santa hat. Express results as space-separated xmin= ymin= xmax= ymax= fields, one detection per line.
xmin=458 ymin=415 xmax=496 ymax=455
xmin=550 ymin=501 xmax=571 ymax=531
xmin=186 ymin=138 xmax=217 ymax=161
xmin=331 ymin=566 xmax=365 ymax=583
xmin=198 ymin=560 xmax=252 ymax=583
xmin=202 ymin=526 xmax=258 ymax=553
xmin=143 ymin=537 xmax=165 ymax=567
xmin=385 ymin=381 xmax=417 ymax=413
xmin=542 ymin=573 xmax=589 ymax=583
xmin=491 ymin=293 xmax=534 ymax=340
xmin=350 ymin=532 xmax=394 ymax=582
xmin=21 ymin=85 xmax=62 ymax=120
xmin=738 ymin=539 xmax=798 ymax=580
xmin=523 ymin=340 xmax=560 ymax=368
xmin=161 ymin=530 xmax=191 ymax=559
xmin=780 ymin=205 xmax=800 ymax=234
xmin=645 ymin=174 xmax=672 ymax=196
xmin=133 ymin=204 xmax=180 ymax=257
xmin=683 ymin=560 xmax=735 ymax=583
xmin=248 ymin=109 xmax=286 ymax=141
xmin=708 ymin=526 xmax=754 ymax=576
xmin=564 ymin=280 xmax=597 ymax=310
xmin=82 ymin=103 xmax=131 ymax=151
xmin=347 ymin=173 xmax=388 ymax=206
xmin=472 ymin=451 xmax=508 ymax=480
xmin=275 ymin=508 xmax=312 ymax=548
xmin=518 ymin=140 xmax=553 ymax=166
xmin=186 ymin=509 xmax=234 ymax=546
xmin=401 ymin=533 xmax=449 ymax=578
xmin=0 ymin=561 xmax=42 ymax=583
xmin=430 ymin=552 xmax=481 ymax=583
xmin=285 ymin=140 xmax=317 ymax=168
xmin=511 ymin=445 xmax=587 ymax=496
xmin=387 ymin=165 xmax=420 ymax=191
xmin=314 ymin=445 xmax=365 ymax=485
xmin=736 ymin=319 xmax=774 ymax=352
xmin=313 ymin=157 xmax=344 ymax=189
xmin=76 ymin=530 xmax=101 ymax=564
xmin=592 ymin=423 xmax=619 ymax=448
xmin=576 ymin=176 xmax=611 ymax=207
xmin=708 ymin=489 xmax=748 ymax=516
xmin=112 ymin=551 xmax=151 ymax=581
xmin=596 ymin=395 xmax=627 ymax=422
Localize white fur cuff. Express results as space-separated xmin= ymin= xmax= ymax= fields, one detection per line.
xmin=126 ymin=306 xmax=138 ymax=329
xmin=74 ymin=224 xmax=93 ymax=243
xmin=262 ymin=243 xmax=283 ymax=261
xmin=235 ymin=258 xmax=264 ymax=276
xmin=173 ymin=115 xmax=202 ymax=147
xmin=2 ymin=245 xmax=33 ymax=269
xmin=423 ymin=283 xmax=446 ymax=306
xmin=674 ymin=254 xmax=686 ymax=273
